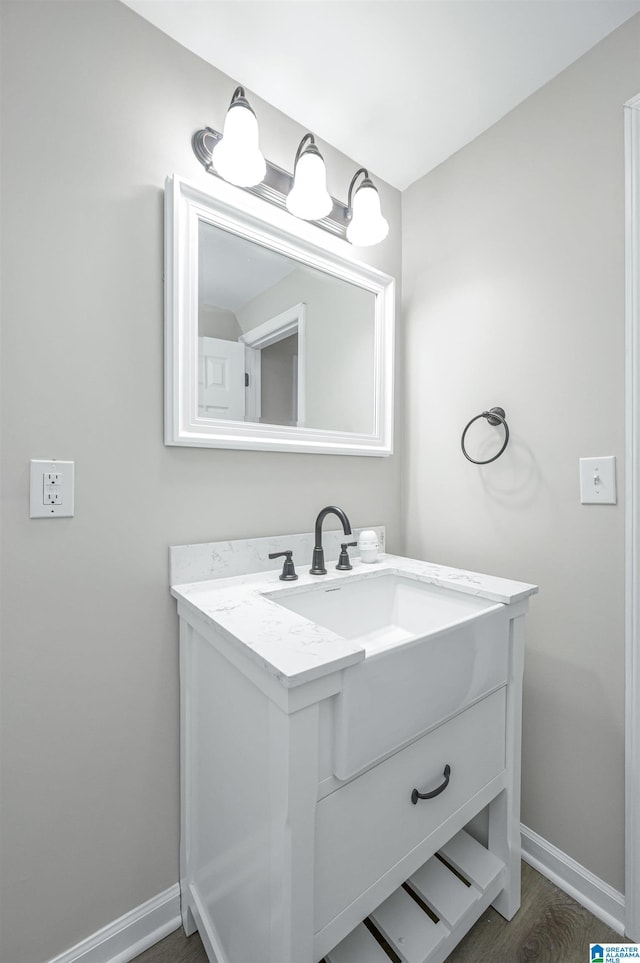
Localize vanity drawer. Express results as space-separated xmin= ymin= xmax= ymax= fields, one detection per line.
xmin=314 ymin=688 xmax=506 ymax=932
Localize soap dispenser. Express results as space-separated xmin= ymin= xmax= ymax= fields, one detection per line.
xmin=357 ymin=530 xmax=379 ymax=563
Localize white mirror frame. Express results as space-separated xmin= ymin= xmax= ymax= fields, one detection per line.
xmin=165 ymin=174 xmax=395 ymax=456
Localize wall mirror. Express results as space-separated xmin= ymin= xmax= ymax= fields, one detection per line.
xmin=165 ymin=174 xmax=395 ymax=455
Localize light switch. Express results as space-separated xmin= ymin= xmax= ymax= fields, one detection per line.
xmin=30 ymin=460 xmax=74 ymax=517
xmin=579 ymin=456 xmax=616 ymax=505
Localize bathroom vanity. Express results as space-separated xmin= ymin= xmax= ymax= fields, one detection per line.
xmin=170 ymin=531 xmax=537 ymax=963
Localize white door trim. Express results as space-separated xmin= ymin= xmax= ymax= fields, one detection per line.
xmin=625 ymin=90 xmax=640 ymax=942
xmin=241 ymin=302 xmax=307 ymax=427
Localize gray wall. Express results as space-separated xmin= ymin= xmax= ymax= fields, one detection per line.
xmin=402 ymin=15 xmax=640 ymax=893
xmin=0 ymin=3 xmax=402 ymax=961
xmin=199 ymin=305 xmax=242 ymax=341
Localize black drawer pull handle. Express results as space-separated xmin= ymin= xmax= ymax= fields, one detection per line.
xmin=411 ymin=764 xmax=451 ymax=805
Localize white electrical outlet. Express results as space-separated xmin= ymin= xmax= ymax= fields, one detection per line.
xmin=30 ymin=460 xmax=75 ymax=518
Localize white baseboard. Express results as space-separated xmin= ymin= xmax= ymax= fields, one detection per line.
xmin=43 ymin=828 xmax=625 ymax=963
xmin=521 ymin=824 xmax=625 ymax=935
xmin=47 ymin=883 xmax=181 ymax=963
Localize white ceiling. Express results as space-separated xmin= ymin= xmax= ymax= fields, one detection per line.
xmin=199 ymin=220 xmax=296 ymax=311
xmin=123 ymin=0 xmax=640 ymax=190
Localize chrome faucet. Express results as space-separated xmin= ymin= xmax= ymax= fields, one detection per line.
xmin=310 ymin=506 xmax=352 ymax=575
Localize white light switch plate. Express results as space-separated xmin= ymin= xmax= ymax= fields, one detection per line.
xmin=579 ymin=456 xmax=616 ymax=505
xmin=30 ymin=459 xmax=75 ymax=517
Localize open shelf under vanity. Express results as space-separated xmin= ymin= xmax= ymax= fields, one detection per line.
xmin=325 ymin=830 xmax=504 ymax=963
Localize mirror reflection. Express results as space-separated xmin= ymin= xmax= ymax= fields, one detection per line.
xmin=198 ymin=219 xmax=376 ymax=434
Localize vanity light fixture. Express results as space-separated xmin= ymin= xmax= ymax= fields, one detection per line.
xmin=211 ymin=86 xmax=266 ymax=188
xmin=346 ymin=167 xmax=389 ymax=247
xmin=192 ymin=91 xmax=389 ymax=246
xmin=286 ymin=134 xmax=333 ymax=221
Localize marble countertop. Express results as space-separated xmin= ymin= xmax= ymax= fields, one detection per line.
xmin=171 ymin=553 xmax=538 ymax=689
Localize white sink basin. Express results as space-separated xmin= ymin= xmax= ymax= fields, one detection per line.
xmin=268 ymin=572 xmax=510 ymax=779
xmin=270 ymin=572 xmax=498 ymax=655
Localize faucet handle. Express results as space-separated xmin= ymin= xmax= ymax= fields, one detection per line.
xmin=336 ymin=541 xmax=358 ymax=571
xmin=268 ymin=550 xmax=298 ymax=581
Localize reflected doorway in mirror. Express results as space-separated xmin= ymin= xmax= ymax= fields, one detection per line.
xmin=241 ymin=303 xmax=306 ymax=428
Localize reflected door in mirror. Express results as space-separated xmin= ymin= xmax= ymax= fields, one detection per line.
xmin=198 ymin=337 xmax=245 ymax=420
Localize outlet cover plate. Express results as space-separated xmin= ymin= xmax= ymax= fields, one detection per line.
xmin=30 ymin=459 xmax=75 ymax=517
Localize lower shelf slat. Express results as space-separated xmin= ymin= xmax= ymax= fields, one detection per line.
xmin=371 ymin=887 xmax=449 ymax=963
xmin=438 ymin=829 xmax=505 ymax=891
xmin=325 ymin=922 xmax=391 ymax=963
xmin=323 ymin=830 xmax=506 ymax=963
xmin=408 ymin=856 xmax=480 ymax=928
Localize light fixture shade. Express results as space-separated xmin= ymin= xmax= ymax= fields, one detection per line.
xmin=346 ymin=179 xmax=389 ymax=247
xmin=212 ymin=97 xmax=266 ymax=187
xmin=286 ymin=140 xmax=333 ymax=221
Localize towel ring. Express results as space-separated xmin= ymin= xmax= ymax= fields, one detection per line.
xmin=461 ymin=407 xmax=509 ymax=465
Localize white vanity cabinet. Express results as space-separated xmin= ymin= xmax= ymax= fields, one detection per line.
xmin=172 ymin=545 xmax=536 ymax=963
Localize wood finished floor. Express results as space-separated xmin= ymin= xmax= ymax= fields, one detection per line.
xmin=133 ymin=862 xmax=627 ymax=963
